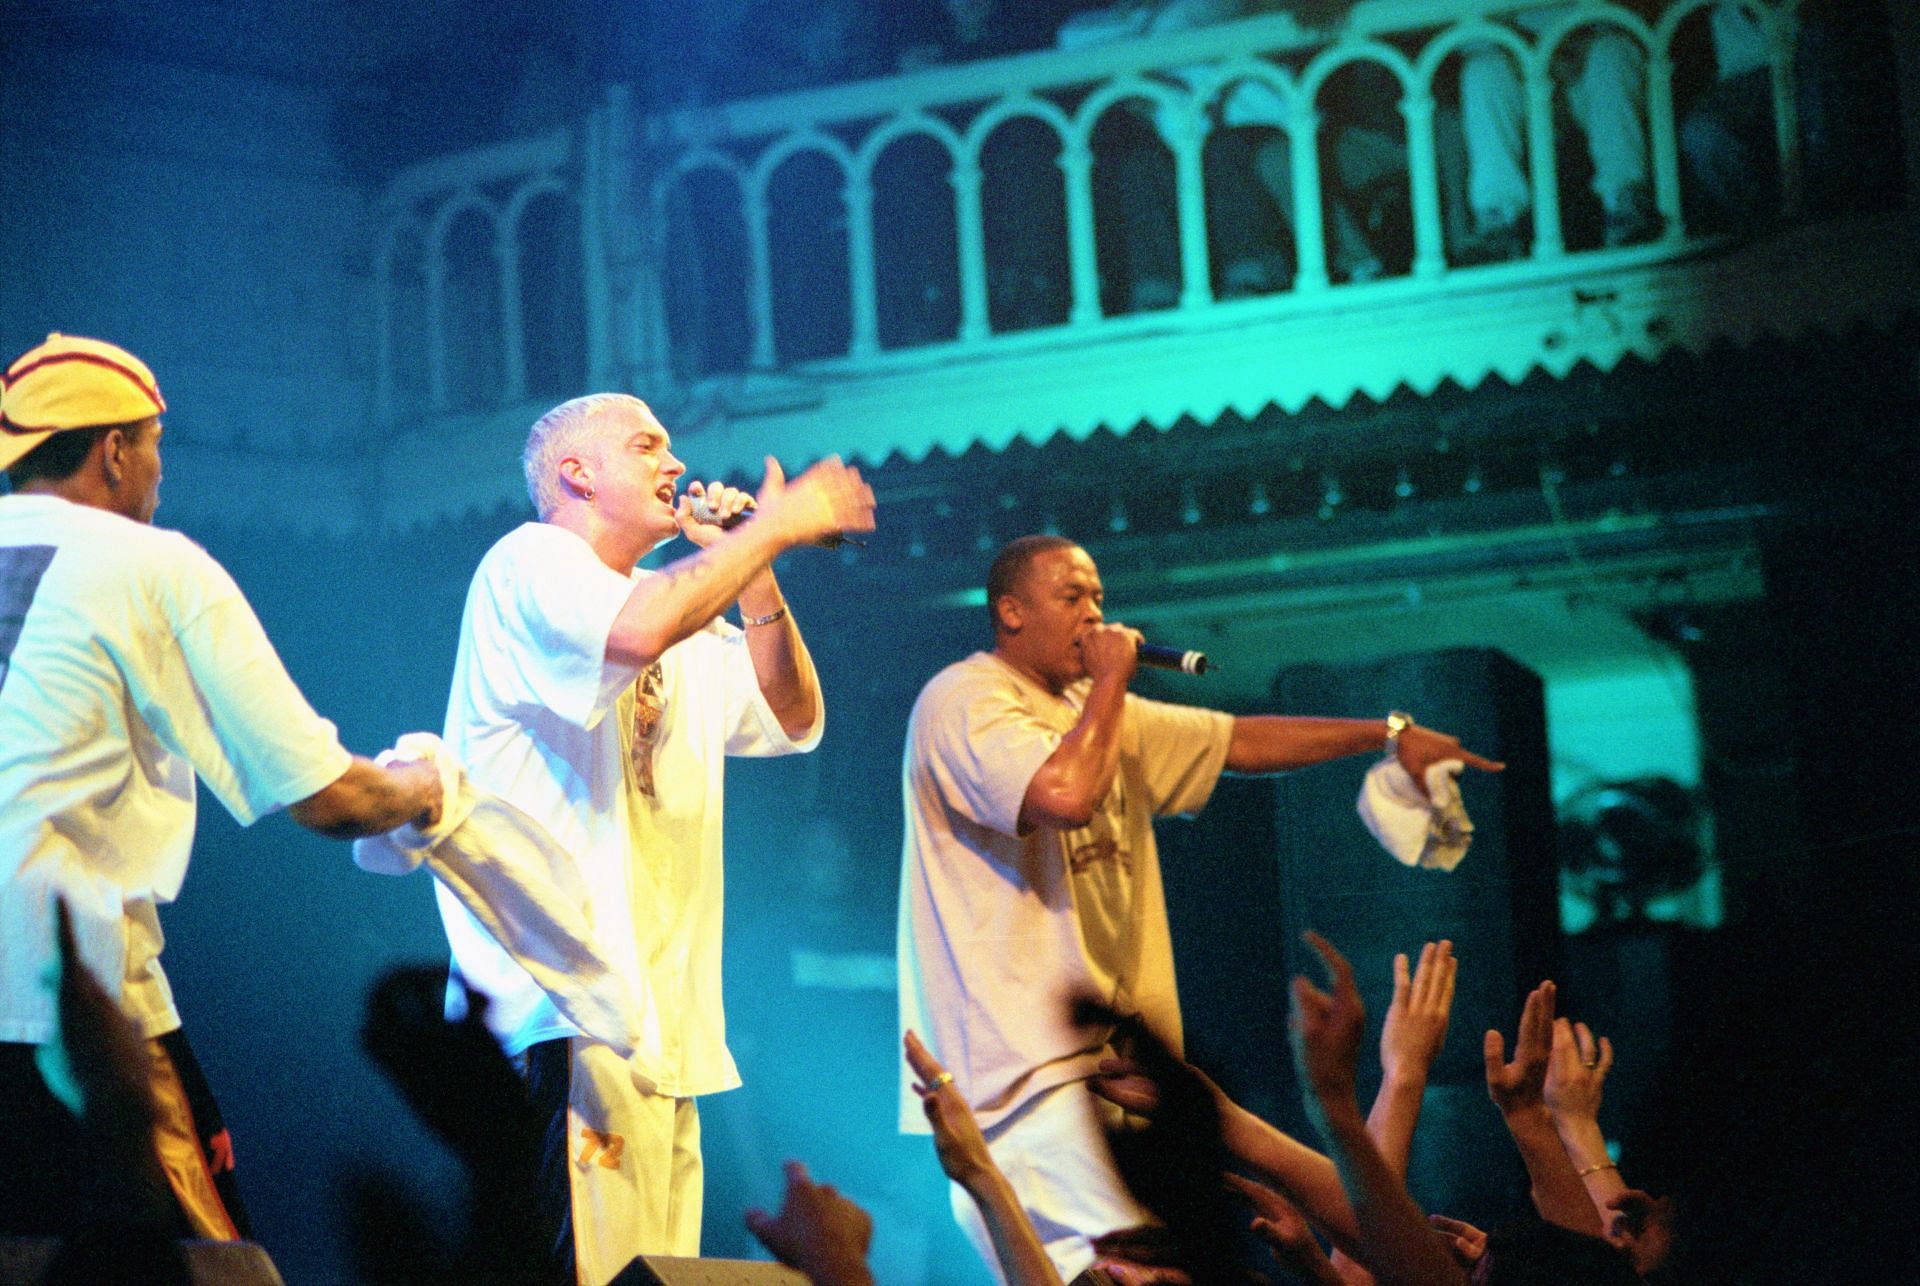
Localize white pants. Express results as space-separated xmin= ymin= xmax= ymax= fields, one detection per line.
xmin=950 ymin=1080 xmax=1157 ymax=1285
xmin=1461 ymin=6 xmax=1649 ymax=225
xmin=569 ymin=1040 xmax=703 ymax=1285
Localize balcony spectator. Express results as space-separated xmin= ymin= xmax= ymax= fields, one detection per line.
xmin=1457 ymin=4 xmax=1661 ymax=263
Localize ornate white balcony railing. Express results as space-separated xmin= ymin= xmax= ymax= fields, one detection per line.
xmin=364 ymin=0 xmax=1916 ymax=528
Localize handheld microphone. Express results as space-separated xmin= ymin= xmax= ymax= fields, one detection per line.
xmin=1138 ymin=642 xmax=1211 ymax=675
xmin=686 ymin=493 xmax=848 ymax=549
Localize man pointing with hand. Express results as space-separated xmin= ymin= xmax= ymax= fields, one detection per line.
xmin=898 ymin=535 xmax=1500 ymax=1282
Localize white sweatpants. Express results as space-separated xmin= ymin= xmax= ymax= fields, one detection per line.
xmin=569 ymin=1040 xmax=703 ymax=1285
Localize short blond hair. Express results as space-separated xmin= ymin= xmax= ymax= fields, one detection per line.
xmin=522 ymin=393 xmax=648 ymax=518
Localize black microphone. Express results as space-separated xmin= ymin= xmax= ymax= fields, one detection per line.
xmin=686 ymin=493 xmax=850 ymax=549
xmin=1138 ymin=642 xmax=1211 ymax=675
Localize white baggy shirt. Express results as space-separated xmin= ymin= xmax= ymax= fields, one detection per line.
xmin=438 ymin=522 xmax=820 ymax=1098
xmin=898 ymin=652 xmax=1232 ymax=1133
xmin=0 ymin=494 xmax=352 ymax=1044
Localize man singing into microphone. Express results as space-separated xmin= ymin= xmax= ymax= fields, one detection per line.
xmin=437 ymin=393 xmax=873 ymax=1282
xmin=897 ymin=535 xmax=1499 ymax=1282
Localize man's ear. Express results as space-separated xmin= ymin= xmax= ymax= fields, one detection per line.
xmin=993 ymin=593 xmax=1022 ymax=635
xmin=558 ymin=454 xmax=591 ymax=498
xmin=98 ymin=427 xmax=130 ymax=485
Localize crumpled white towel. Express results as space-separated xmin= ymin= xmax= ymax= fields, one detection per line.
xmin=1357 ymin=756 xmax=1475 ymax=872
xmin=352 ymin=733 xmax=647 ymax=1063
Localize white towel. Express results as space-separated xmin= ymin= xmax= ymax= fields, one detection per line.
xmin=352 ymin=734 xmax=648 ymax=1063
xmin=1357 ymin=756 xmax=1474 ymax=872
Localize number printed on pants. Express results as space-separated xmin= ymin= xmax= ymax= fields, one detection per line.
xmin=576 ymin=1127 xmax=626 ymax=1170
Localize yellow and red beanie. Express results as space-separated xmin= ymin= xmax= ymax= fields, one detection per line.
xmin=1 ymin=333 xmax=166 ymax=472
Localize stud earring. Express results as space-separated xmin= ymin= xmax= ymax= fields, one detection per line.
xmin=583 ymin=486 xmax=595 ymax=501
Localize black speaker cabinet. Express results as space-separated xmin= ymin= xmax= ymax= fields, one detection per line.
xmin=611 ymin=1256 xmax=808 ymax=1284
xmin=1271 ymin=647 xmax=1559 ymax=1080
xmin=1270 ymin=647 xmax=1562 ymax=1219
xmin=0 ymin=1237 xmax=283 ymax=1285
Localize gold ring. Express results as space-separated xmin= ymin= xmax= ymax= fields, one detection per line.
xmin=926 ymin=1071 xmax=955 ymax=1092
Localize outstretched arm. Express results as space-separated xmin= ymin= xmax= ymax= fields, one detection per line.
xmin=1544 ymin=1018 xmax=1631 ymax=1226
xmin=1327 ymin=940 xmax=1457 ymax=1284
xmin=1225 ymin=716 xmax=1502 ymax=788
xmin=1292 ymin=931 xmax=1469 ymax=1286
xmin=905 ymin=1031 xmax=1063 ymax=1286
xmin=1367 ymin=940 xmax=1457 ymax=1176
xmin=1484 ymin=983 xmax=1605 ymax=1237
xmin=745 ymin=1160 xmax=877 ymax=1286
xmin=1093 ymin=1053 xmax=1363 ymax=1256
xmin=606 ymin=454 xmax=875 ymax=670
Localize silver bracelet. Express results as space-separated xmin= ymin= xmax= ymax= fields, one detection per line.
xmin=742 ymin=605 xmax=788 ymax=628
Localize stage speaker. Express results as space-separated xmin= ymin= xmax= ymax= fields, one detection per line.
xmin=0 ymin=1237 xmax=284 ymax=1285
xmin=1270 ymin=647 xmax=1562 ymax=1220
xmin=610 ymin=1256 xmax=808 ymax=1284
xmin=1271 ymin=647 xmax=1560 ymax=1082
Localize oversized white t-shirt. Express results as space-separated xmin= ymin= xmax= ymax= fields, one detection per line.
xmin=0 ymin=494 xmax=352 ymax=1044
xmin=438 ymin=522 xmax=821 ymax=1098
xmin=898 ymin=651 xmax=1232 ymax=1133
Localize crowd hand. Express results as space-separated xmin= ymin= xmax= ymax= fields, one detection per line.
xmin=1426 ymin=1214 xmax=1488 ymax=1270
xmin=1606 ymin=1189 xmax=1677 ymax=1276
xmin=744 ymin=1160 xmax=876 ymax=1286
xmin=1394 ymin=723 xmax=1503 ymax=797
xmin=1483 ymin=980 xmax=1556 ymax=1118
xmin=1225 ymin=1171 xmax=1325 ymax=1257
xmin=1543 ymin=1017 xmax=1613 ymax=1126
xmin=1089 ymin=1227 xmax=1193 ymax=1286
xmin=361 ymin=968 xmax=539 ymax=1172
xmin=35 ymin=899 xmax=154 ymax=1127
xmin=903 ymin=1030 xmax=994 ymax=1187
xmin=1088 ymin=1256 xmax=1194 ymax=1286
xmin=1079 ymin=622 xmax=1144 ymax=685
xmin=1378 ymin=940 xmax=1457 ymax=1085
xmin=1290 ymin=930 xmax=1368 ymax=1125
xmin=1090 ymin=1056 xmax=1161 ymax=1117
xmin=747 ymin=454 xmax=877 ymax=550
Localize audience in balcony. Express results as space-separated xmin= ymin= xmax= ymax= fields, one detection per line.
xmin=1456 ymin=4 xmax=1662 ymax=263
xmin=1679 ymin=0 xmax=1906 ymax=235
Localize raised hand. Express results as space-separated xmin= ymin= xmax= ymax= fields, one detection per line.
xmin=1290 ymin=930 xmax=1367 ymax=1124
xmin=35 ymin=898 xmax=154 ymax=1127
xmin=751 ymin=454 xmax=876 ymax=550
xmin=1379 ymin=940 xmax=1456 ymax=1085
xmin=1483 ymin=980 xmax=1555 ymax=1118
xmin=904 ymin=1030 xmax=994 ymax=1187
xmin=1427 ymin=1214 xmax=1488 ymax=1270
xmin=1543 ymin=1017 xmax=1613 ymax=1126
xmin=744 ymin=1159 xmax=876 ymax=1286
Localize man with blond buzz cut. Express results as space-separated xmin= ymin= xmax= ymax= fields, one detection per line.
xmin=437 ymin=392 xmax=875 ymax=1282
xmin=0 ymin=334 xmax=443 ymax=1242
xmin=899 ymin=534 xmax=1501 ymax=1283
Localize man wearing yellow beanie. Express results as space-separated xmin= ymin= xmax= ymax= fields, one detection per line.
xmin=0 ymin=334 xmax=444 ymax=1244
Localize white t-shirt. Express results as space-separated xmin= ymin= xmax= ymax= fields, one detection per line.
xmin=437 ymin=522 xmax=821 ymax=1098
xmin=0 ymin=494 xmax=352 ymax=1043
xmin=898 ymin=651 xmax=1232 ymax=1133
